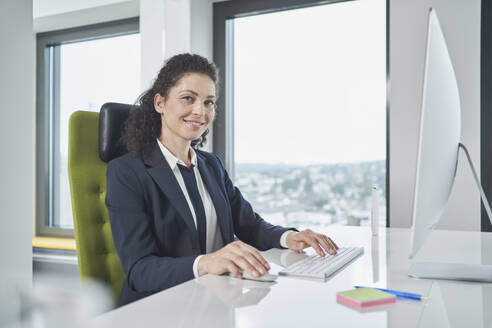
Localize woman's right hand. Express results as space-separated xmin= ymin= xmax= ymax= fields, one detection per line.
xmin=197 ymin=240 xmax=270 ymax=278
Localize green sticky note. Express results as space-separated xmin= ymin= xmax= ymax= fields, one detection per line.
xmin=337 ymin=288 xmax=396 ymax=307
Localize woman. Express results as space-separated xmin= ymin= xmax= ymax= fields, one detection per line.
xmin=106 ymin=53 xmax=339 ymax=307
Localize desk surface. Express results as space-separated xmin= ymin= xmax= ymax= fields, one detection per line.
xmin=89 ymin=227 xmax=492 ymax=328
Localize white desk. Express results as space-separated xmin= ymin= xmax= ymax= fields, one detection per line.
xmin=89 ymin=227 xmax=492 ymax=327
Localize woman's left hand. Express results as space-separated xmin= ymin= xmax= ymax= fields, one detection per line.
xmin=285 ymin=229 xmax=339 ymax=257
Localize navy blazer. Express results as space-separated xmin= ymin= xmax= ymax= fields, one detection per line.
xmin=106 ymin=141 xmax=296 ymax=307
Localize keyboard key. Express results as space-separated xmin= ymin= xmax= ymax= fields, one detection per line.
xmin=279 ymin=247 xmax=364 ymax=279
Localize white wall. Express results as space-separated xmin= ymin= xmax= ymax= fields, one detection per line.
xmin=191 ymin=0 xmax=215 ymax=151
xmin=140 ymin=0 xmax=192 ymax=91
xmin=191 ymin=0 xmax=214 ymax=58
xmin=0 ymin=0 xmax=35 ymax=324
xmin=34 ymin=0 xmax=132 ymax=17
xmin=33 ymin=0 xmax=139 ymax=33
xmin=390 ymin=0 xmax=481 ymax=230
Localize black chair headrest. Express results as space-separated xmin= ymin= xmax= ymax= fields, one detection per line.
xmin=99 ymin=102 xmax=132 ymax=163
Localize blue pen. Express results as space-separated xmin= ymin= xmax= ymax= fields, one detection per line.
xmin=354 ymin=286 xmax=428 ymax=301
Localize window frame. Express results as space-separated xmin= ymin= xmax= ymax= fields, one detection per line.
xmin=35 ymin=18 xmax=139 ymax=237
xmin=213 ymin=0 xmax=390 ymax=227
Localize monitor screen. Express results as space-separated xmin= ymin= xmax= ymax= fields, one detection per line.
xmin=409 ymin=8 xmax=461 ymax=258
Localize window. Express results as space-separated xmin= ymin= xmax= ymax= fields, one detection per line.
xmin=214 ymin=0 xmax=388 ymax=230
xmin=36 ymin=18 xmax=140 ymax=236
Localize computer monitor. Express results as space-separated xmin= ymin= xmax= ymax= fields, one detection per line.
xmin=408 ymin=8 xmax=492 ymax=282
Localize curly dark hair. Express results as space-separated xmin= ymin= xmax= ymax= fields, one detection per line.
xmin=121 ymin=53 xmax=219 ymax=156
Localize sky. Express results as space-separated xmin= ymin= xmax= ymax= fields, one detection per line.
xmin=56 ymin=34 xmax=140 ymax=227
xmin=59 ymin=33 xmax=141 ymax=159
xmin=233 ymin=0 xmax=386 ymax=165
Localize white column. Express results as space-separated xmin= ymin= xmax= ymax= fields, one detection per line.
xmin=191 ymin=0 xmax=214 ymax=151
xmin=191 ymin=0 xmax=213 ymax=58
xmin=140 ymin=0 xmax=215 ymax=151
xmin=0 ymin=0 xmax=34 ymax=324
xmin=140 ymin=0 xmax=192 ymax=92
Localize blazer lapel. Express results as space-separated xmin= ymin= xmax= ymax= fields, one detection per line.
xmin=143 ymin=141 xmax=199 ymax=250
xmin=196 ymin=153 xmax=233 ymax=245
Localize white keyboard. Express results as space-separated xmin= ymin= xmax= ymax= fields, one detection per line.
xmin=279 ymin=247 xmax=364 ymax=279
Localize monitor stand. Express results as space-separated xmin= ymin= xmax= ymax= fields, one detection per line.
xmin=408 ymin=143 xmax=492 ymax=283
xmin=408 ymin=262 xmax=492 ymax=282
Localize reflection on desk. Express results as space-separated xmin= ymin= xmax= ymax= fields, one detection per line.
xmin=372 ymin=234 xmax=380 ymax=283
xmin=89 ymin=227 xmax=492 ymax=328
xmin=196 ymin=275 xmax=275 ymax=308
xmin=419 ymin=281 xmax=492 ymax=328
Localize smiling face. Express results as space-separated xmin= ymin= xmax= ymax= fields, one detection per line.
xmin=154 ymin=72 xmax=216 ymax=147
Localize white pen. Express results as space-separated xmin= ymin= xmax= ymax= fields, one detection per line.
xmin=371 ymin=185 xmax=379 ymax=236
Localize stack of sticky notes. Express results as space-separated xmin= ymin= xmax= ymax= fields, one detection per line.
xmin=336 ymin=287 xmax=396 ymax=308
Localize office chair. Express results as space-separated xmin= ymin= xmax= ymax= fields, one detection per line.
xmin=68 ymin=102 xmax=131 ymax=304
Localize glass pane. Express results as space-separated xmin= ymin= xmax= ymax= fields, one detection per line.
xmin=233 ymin=0 xmax=386 ymax=231
xmin=53 ymin=33 xmax=140 ymax=229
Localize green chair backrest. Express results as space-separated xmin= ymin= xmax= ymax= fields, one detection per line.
xmin=68 ymin=110 xmax=125 ymax=304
